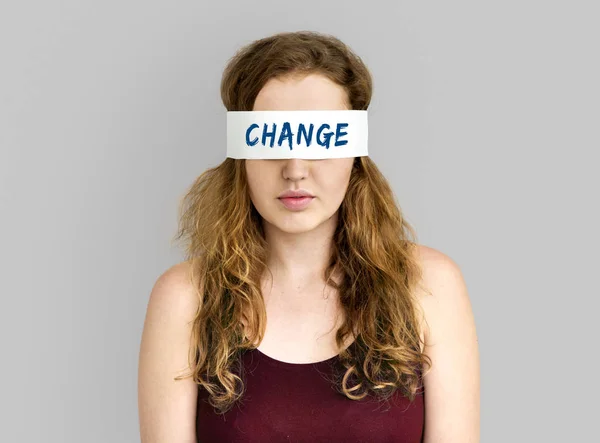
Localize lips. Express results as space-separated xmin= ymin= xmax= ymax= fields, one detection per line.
xmin=278 ymin=196 xmax=314 ymax=210
xmin=278 ymin=189 xmax=315 ymax=199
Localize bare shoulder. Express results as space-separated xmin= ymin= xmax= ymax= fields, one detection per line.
xmin=154 ymin=259 xmax=196 ymax=293
xmin=412 ymin=244 xmax=470 ymax=339
xmin=138 ymin=260 xmax=200 ymax=443
xmin=414 ymin=243 xmax=463 ymax=282
xmin=141 ymin=260 xmax=200 ymax=345
xmin=412 ymin=244 xmax=481 ymax=442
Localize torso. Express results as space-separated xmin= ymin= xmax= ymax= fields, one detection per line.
xmin=245 ymin=258 xmax=427 ymax=363
xmin=249 ymin=273 xmax=352 ymax=363
xmin=197 ymin=251 xmax=428 ymax=442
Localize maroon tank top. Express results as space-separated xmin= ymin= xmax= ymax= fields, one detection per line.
xmin=196 ymin=344 xmax=425 ymax=442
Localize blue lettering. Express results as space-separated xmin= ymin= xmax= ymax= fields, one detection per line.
xmin=296 ymin=123 xmax=314 ymax=147
xmin=316 ymin=124 xmax=333 ymax=148
xmin=245 ymin=121 xmax=350 ymax=150
xmin=334 ymin=123 xmax=348 ymax=146
xmin=246 ymin=123 xmax=259 ymax=146
xmin=278 ymin=122 xmax=294 ymax=150
xmin=261 ymin=123 xmax=276 ymax=148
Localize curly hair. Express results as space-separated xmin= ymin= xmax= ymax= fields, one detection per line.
xmin=173 ymin=30 xmax=432 ymax=414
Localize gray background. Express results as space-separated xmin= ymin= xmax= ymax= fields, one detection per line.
xmin=1 ymin=1 xmax=598 ymax=442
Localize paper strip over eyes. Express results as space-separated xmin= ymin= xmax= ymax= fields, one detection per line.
xmin=226 ymin=110 xmax=369 ymax=159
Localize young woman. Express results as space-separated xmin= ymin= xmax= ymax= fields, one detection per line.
xmin=138 ymin=31 xmax=480 ymax=443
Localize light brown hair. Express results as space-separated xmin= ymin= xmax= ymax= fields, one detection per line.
xmin=174 ymin=30 xmax=431 ymax=414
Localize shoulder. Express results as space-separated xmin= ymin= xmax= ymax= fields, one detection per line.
xmin=140 ymin=259 xmax=200 ymax=363
xmin=143 ymin=260 xmax=201 ymax=329
xmin=413 ymin=243 xmax=463 ymax=280
xmin=138 ymin=260 xmax=200 ymax=441
xmin=150 ymin=259 xmax=197 ymax=298
xmin=411 ymin=244 xmax=481 ymax=441
xmin=412 ymin=244 xmax=472 ymax=342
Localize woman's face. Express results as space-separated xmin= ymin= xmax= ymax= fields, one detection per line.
xmin=245 ymin=73 xmax=355 ymax=234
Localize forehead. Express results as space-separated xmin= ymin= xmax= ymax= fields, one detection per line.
xmin=253 ymin=73 xmax=349 ymax=111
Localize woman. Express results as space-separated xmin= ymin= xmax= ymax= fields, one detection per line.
xmin=138 ymin=31 xmax=480 ymax=442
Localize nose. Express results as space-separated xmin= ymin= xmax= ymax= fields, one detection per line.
xmin=281 ymin=158 xmax=310 ymax=181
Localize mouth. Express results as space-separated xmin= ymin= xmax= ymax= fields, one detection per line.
xmin=277 ymin=196 xmax=315 ymax=210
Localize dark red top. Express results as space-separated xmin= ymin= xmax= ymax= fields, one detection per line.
xmin=196 ymin=345 xmax=425 ymax=442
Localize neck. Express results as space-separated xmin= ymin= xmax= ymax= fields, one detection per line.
xmin=262 ymin=213 xmax=338 ymax=284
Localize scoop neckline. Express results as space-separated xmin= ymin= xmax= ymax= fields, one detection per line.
xmin=253 ymin=347 xmax=340 ymax=366
xmin=251 ymin=338 xmax=359 ymax=367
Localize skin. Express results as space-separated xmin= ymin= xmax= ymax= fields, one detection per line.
xmin=244 ymin=73 xmax=356 ymax=362
xmin=245 ymin=73 xmax=354 ymax=279
xmin=137 ymin=73 xmax=480 ymax=442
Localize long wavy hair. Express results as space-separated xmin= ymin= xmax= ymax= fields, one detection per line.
xmin=173 ymin=30 xmax=432 ymax=414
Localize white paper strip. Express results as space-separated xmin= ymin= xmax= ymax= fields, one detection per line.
xmin=226 ymin=110 xmax=368 ymax=159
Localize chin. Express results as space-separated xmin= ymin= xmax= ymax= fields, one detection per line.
xmin=266 ymin=216 xmax=323 ymax=234
xmin=279 ymin=225 xmax=317 ymax=235
xmin=279 ymin=221 xmax=321 ymax=234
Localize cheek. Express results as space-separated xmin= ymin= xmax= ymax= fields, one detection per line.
xmin=321 ymin=170 xmax=352 ymax=203
xmin=246 ymin=168 xmax=276 ymax=207
xmin=248 ymin=178 xmax=267 ymax=202
xmin=246 ymin=174 xmax=261 ymax=204
xmin=246 ymin=164 xmax=266 ymax=192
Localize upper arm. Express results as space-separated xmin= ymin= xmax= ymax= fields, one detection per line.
xmin=138 ymin=261 xmax=200 ymax=443
xmin=417 ymin=246 xmax=480 ymax=443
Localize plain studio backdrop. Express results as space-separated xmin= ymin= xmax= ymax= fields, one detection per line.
xmin=1 ymin=1 xmax=598 ymax=442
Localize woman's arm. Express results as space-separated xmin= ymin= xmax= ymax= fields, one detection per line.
xmin=418 ymin=246 xmax=481 ymax=443
xmin=138 ymin=262 xmax=199 ymax=443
